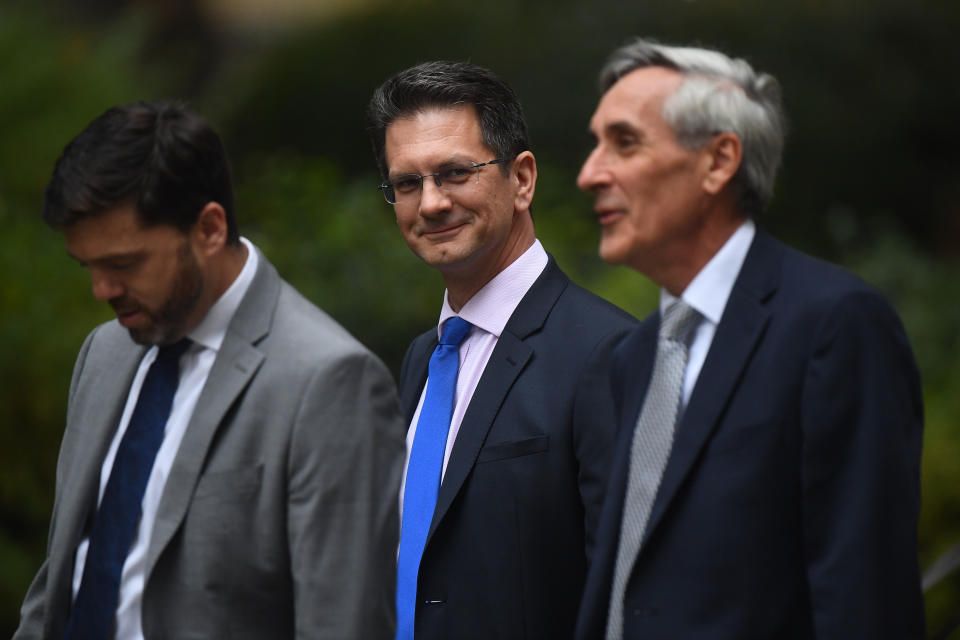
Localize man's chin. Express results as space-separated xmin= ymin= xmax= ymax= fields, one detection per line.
xmin=418 ymin=246 xmax=472 ymax=270
xmin=598 ymin=242 xmax=627 ymax=267
xmin=125 ymin=323 xmax=171 ymax=347
xmin=126 ymin=327 xmax=155 ymax=346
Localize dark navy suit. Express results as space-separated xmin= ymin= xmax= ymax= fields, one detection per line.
xmin=576 ymin=229 xmax=925 ymax=639
xmin=399 ymin=257 xmax=634 ymax=640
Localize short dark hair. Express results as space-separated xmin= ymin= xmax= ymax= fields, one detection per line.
xmin=43 ymin=100 xmax=239 ymax=243
xmin=367 ymin=61 xmax=531 ymax=178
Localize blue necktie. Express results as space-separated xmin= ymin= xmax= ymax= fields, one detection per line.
xmin=63 ymin=338 xmax=191 ymax=640
xmin=395 ymin=317 xmax=472 ymax=640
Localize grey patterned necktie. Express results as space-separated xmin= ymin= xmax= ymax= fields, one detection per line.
xmin=606 ymin=300 xmax=701 ymax=640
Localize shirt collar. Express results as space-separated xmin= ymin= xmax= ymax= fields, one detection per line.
xmin=188 ymin=236 xmax=259 ymax=352
xmin=436 ymin=239 xmax=549 ymax=339
xmin=660 ymin=219 xmax=756 ymax=325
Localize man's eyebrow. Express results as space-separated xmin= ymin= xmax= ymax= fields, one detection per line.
xmin=388 ymin=155 xmax=475 ymax=179
xmin=604 ymin=121 xmax=640 ymax=137
xmin=66 ymin=249 xmax=144 ymax=266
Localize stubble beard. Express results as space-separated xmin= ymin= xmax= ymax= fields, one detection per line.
xmin=127 ymin=243 xmax=205 ymax=346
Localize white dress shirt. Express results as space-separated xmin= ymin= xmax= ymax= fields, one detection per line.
xmin=399 ymin=240 xmax=549 ymax=510
xmin=660 ymin=219 xmax=755 ymax=408
xmin=71 ymin=237 xmax=258 ymax=640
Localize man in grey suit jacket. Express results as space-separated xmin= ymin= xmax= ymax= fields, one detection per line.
xmin=15 ymin=101 xmax=405 ymax=639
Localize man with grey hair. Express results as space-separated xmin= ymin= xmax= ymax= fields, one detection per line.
xmin=576 ymin=38 xmax=925 ymax=638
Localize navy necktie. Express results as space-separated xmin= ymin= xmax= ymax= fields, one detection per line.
xmin=395 ymin=317 xmax=472 ymax=640
xmin=63 ymin=338 xmax=191 ymax=640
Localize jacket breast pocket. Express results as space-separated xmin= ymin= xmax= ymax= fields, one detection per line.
xmin=193 ymin=464 xmax=263 ymax=501
xmin=476 ymin=435 xmax=549 ymax=463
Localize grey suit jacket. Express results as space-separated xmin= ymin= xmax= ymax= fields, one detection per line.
xmin=16 ymin=251 xmax=405 ymax=640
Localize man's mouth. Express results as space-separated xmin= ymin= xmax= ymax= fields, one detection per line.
xmin=422 ymin=221 xmax=467 ymax=239
xmin=595 ymin=208 xmax=624 ymax=226
xmin=113 ymin=306 xmax=143 ymax=327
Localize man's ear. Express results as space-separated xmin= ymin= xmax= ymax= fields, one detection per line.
xmin=193 ymin=202 xmax=229 ymax=256
xmin=702 ymin=133 xmax=742 ymax=195
xmin=512 ymin=150 xmax=537 ymax=212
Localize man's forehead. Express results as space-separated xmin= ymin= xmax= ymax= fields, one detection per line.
xmin=63 ymin=206 xmax=180 ymax=260
xmin=591 ymin=66 xmax=683 ymax=128
xmin=384 ymin=105 xmax=489 ymax=168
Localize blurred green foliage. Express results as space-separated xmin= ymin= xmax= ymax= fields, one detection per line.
xmin=1 ymin=0 xmax=958 ymax=636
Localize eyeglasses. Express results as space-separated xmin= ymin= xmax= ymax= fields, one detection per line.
xmin=378 ymin=158 xmax=511 ymax=205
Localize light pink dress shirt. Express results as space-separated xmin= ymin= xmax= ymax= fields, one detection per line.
xmin=399 ymin=240 xmax=549 ymax=511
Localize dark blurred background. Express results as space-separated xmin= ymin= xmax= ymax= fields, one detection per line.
xmin=2 ymin=0 xmax=958 ymax=635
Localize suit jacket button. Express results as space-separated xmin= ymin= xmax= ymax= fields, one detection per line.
xmin=632 ymin=607 xmax=658 ymax=617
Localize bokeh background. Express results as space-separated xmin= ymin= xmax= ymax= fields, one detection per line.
xmin=2 ymin=0 xmax=958 ymax=635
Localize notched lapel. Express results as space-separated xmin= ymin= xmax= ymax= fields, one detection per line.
xmin=49 ymin=329 xmax=146 ymax=613
xmin=641 ymin=231 xmax=781 ymax=548
xmin=400 ymin=335 xmax=435 ymax=424
xmin=427 ymin=331 xmax=532 ymax=543
xmin=424 ymin=257 xmax=567 ymax=544
xmin=616 ymin=321 xmax=658 ymax=437
xmin=595 ymin=320 xmax=659 ymax=558
xmin=145 ymin=335 xmax=264 ymax=581
xmin=144 ymin=249 xmax=278 ymax=582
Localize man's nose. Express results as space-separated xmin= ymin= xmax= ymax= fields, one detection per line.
xmin=577 ymin=147 xmax=611 ymax=192
xmin=90 ymin=269 xmax=124 ymax=302
xmin=419 ymin=178 xmax=453 ymax=216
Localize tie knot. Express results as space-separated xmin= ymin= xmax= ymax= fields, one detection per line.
xmin=439 ymin=316 xmax=472 ymax=346
xmin=659 ymin=300 xmax=700 ymax=343
xmin=157 ymin=337 xmax=192 ymax=363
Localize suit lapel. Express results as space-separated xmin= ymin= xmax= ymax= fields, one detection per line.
xmin=615 ymin=321 xmax=658 ymax=439
xmin=399 ymin=334 xmax=434 ymax=424
xmin=47 ymin=329 xmax=146 ymax=621
xmin=641 ymin=230 xmax=782 ymax=548
xmin=144 ymin=251 xmax=278 ymax=581
xmin=603 ymin=318 xmax=659 ymax=545
xmin=577 ymin=319 xmax=657 ymax=634
xmin=426 ymin=258 xmax=568 ymax=543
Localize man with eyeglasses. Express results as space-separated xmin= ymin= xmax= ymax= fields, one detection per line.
xmin=367 ymin=61 xmax=635 ymax=640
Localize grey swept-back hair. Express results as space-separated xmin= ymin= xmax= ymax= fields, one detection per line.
xmin=600 ymin=38 xmax=786 ymax=215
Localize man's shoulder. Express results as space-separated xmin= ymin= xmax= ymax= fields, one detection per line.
xmin=555 ymin=278 xmax=636 ymax=328
xmin=740 ymin=232 xmax=910 ymax=355
xmin=268 ymin=278 xmax=382 ymax=363
xmin=68 ymin=321 xmax=145 ymax=401
xmin=766 ymin=236 xmax=893 ymax=313
xmin=748 ymin=229 xmax=874 ymax=297
xmin=404 ymin=325 xmax=439 ymax=358
xmin=80 ymin=319 xmax=140 ymax=358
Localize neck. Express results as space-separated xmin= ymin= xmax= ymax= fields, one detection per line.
xmin=656 ymin=209 xmax=745 ymax=297
xmin=212 ymin=242 xmax=249 ymax=299
xmin=186 ymin=241 xmax=249 ymax=330
xmin=443 ymin=221 xmax=535 ymax=311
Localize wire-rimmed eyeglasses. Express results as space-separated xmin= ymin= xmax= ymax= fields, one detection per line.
xmin=378 ymin=158 xmax=511 ymax=205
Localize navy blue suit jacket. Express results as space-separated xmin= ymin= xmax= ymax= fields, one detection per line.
xmin=399 ymin=257 xmax=634 ymax=640
xmin=576 ymin=229 xmax=925 ymax=639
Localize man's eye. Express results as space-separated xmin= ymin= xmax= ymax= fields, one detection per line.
xmin=394 ymin=176 xmax=422 ymax=193
xmin=615 ymin=135 xmax=638 ymax=150
xmin=109 ymin=260 xmax=137 ymax=271
xmin=439 ymin=166 xmax=474 ymax=184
